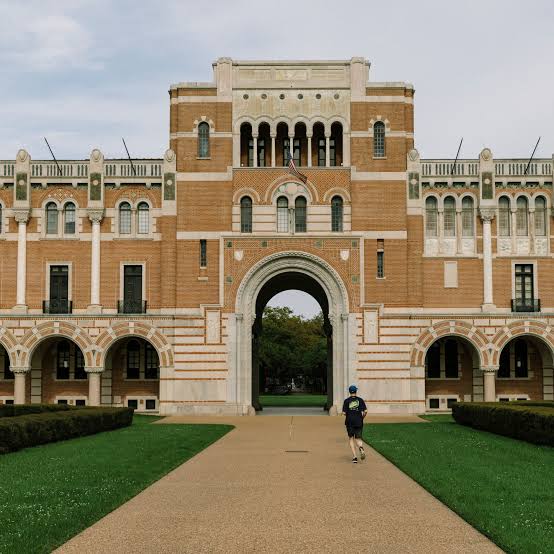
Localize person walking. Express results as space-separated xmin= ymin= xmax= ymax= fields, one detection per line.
xmin=342 ymin=385 xmax=367 ymax=463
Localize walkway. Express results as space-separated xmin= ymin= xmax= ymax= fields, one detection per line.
xmin=57 ymin=416 xmax=501 ymax=554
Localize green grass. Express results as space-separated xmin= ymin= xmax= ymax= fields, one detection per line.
xmin=259 ymin=394 xmax=327 ymax=407
xmin=418 ymin=413 xmax=454 ymax=422
xmin=363 ymin=418 xmax=554 ymax=554
xmin=0 ymin=415 xmax=232 ymax=553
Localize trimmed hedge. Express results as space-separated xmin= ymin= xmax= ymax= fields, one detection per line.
xmin=0 ymin=407 xmax=134 ymax=454
xmin=0 ymin=403 xmax=77 ymax=418
xmin=452 ymin=402 xmax=554 ymax=446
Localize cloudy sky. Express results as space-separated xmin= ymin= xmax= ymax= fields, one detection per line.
xmin=1 ymin=0 xmax=553 ymax=316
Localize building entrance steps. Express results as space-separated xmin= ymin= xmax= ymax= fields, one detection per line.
xmin=57 ymin=416 xmax=501 ymax=554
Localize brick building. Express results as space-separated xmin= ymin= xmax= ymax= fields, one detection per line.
xmin=0 ymin=58 xmax=552 ymax=414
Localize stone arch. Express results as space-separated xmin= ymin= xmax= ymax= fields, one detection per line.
xmin=96 ymin=321 xmax=173 ymax=368
xmin=17 ymin=321 xmax=97 ymax=368
xmin=264 ymin=174 xmax=320 ymax=204
xmin=490 ymin=320 xmax=554 ymax=366
xmin=232 ymin=187 xmax=261 ymax=204
xmin=410 ymin=320 xmax=489 ymax=368
xmin=322 ymin=187 xmax=351 ymax=203
xmin=231 ymin=250 xmax=352 ymax=415
xmin=0 ymin=327 xmax=19 ymax=366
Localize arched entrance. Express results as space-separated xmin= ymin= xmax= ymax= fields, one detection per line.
xmin=231 ymin=251 xmax=351 ymax=415
xmin=252 ymin=273 xmax=332 ymax=411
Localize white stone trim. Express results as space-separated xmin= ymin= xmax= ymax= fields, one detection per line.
xmin=351 ymin=169 xmax=406 ymax=181
xmin=177 ymin=169 xmax=232 ymax=181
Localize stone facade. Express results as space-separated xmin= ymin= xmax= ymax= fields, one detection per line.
xmin=0 ymin=58 xmax=553 ymax=414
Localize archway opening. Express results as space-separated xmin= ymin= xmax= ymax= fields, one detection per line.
xmin=0 ymin=345 xmax=14 ymax=405
xmin=252 ymin=272 xmax=332 ymax=411
xmin=103 ymin=337 xmax=160 ymax=412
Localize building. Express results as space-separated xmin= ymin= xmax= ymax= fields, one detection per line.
xmin=0 ymin=57 xmax=552 ymax=414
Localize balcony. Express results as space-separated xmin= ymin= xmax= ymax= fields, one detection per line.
xmin=511 ymin=299 xmax=541 ymax=313
xmin=43 ymin=300 xmax=73 ymax=314
xmin=118 ymin=300 xmax=147 ymax=314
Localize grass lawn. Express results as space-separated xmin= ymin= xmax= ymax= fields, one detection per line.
xmin=363 ymin=417 xmax=554 ymax=554
xmin=259 ymin=394 xmax=327 ymax=407
xmin=0 ymin=415 xmax=232 ymax=553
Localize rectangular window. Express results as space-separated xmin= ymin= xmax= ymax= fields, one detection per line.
xmin=317 ymin=138 xmax=325 ymax=166
xmin=329 ymin=138 xmax=336 ymax=167
xmin=443 ymin=209 xmax=456 ymax=237
xmin=49 ymin=265 xmax=69 ymax=314
xmin=123 ymin=265 xmax=143 ymax=313
xmin=429 ymin=398 xmax=440 ymax=409
xmin=200 ymin=240 xmax=207 ymax=268
xmin=145 ymin=345 xmax=158 ymax=379
xmin=57 ymin=399 xmax=68 ymax=405
xmin=283 ymin=139 xmax=300 ymax=165
xmin=498 ymin=207 xmax=511 ymax=236
xmin=75 ymin=399 xmax=86 ymax=406
xmin=376 ymin=239 xmax=384 ymax=278
xmin=277 ymin=205 xmax=289 ymax=233
xmin=446 ymin=398 xmax=457 ymax=409
xmin=514 ymin=264 xmax=534 ymax=309
xmin=258 ymin=138 xmax=265 ymax=167
xmin=127 ymin=344 xmax=140 ymax=380
xmin=75 ymin=349 xmax=87 ymax=380
xmin=127 ymin=399 xmax=138 ymax=409
xmin=248 ymin=139 xmax=254 ymax=167
xmin=57 ymin=343 xmax=70 ymax=380
xmin=145 ymin=399 xmax=156 ymax=410
xmin=64 ymin=207 xmax=75 ymax=234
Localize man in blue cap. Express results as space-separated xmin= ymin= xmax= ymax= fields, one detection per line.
xmin=342 ymin=385 xmax=367 ymax=463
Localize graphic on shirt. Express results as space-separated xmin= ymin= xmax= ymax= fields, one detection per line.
xmin=348 ymin=399 xmax=360 ymax=411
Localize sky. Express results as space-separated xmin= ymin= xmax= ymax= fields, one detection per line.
xmin=1 ymin=0 xmax=553 ymax=315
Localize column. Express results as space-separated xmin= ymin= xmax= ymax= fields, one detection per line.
xmin=86 ymin=368 xmax=102 ymax=406
xmin=480 ymin=208 xmax=495 ymax=309
xmin=14 ymin=210 xmax=30 ymax=311
xmin=437 ymin=209 xmax=444 ymax=254
xmin=456 ymin=208 xmax=463 ymax=254
xmin=288 ymin=132 xmax=294 ymax=162
xmin=12 ymin=367 xmax=30 ymax=404
xmin=511 ymin=207 xmax=517 ymax=253
xmin=270 ymin=134 xmax=276 ymax=167
xmin=252 ymin=135 xmax=258 ymax=168
xmin=325 ymin=134 xmax=331 ymax=167
xmin=529 ymin=207 xmax=535 ymax=254
xmin=482 ymin=367 xmax=497 ymax=402
xmin=88 ymin=209 xmax=104 ymax=313
xmin=307 ymin=135 xmax=312 ymax=167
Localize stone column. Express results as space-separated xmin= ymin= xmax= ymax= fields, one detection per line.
xmin=13 ymin=209 xmax=30 ymax=312
xmin=437 ymin=208 xmax=444 ymax=254
xmin=252 ymin=135 xmax=258 ymax=168
xmin=529 ymin=207 xmax=535 ymax=254
xmin=456 ymin=208 xmax=463 ymax=254
xmin=86 ymin=368 xmax=102 ymax=406
xmin=288 ymin=132 xmax=294 ymax=162
xmin=480 ymin=208 xmax=495 ymax=310
xmin=12 ymin=367 xmax=30 ymax=404
xmin=270 ymin=134 xmax=276 ymax=167
xmin=511 ymin=207 xmax=517 ymax=253
xmin=307 ymin=134 xmax=312 ymax=167
xmin=482 ymin=367 xmax=498 ymax=402
xmin=325 ymin=134 xmax=331 ymax=167
xmin=88 ymin=209 xmax=104 ymax=313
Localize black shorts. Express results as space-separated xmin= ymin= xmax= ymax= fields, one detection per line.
xmin=346 ymin=425 xmax=363 ymax=438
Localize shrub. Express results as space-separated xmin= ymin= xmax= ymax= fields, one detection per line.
xmin=0 ymin=404 xmax=77 ymax=418
xmin=452 ymin=402 xmax=554 ymax=446
xmin=0 ymin=408 xmax=134 ymax=454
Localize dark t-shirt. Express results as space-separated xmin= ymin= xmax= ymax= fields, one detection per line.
xmin=342 ymin=396 xmax=367 ymax=427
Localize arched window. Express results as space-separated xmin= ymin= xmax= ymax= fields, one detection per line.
xmin=425 ymin=197 xmax=438 ymax=236
xmin=137 ymin=202 xmax=149 ymax=234
xmin=240 ymin=196 xmax=252 ymax=233
xmin=119 ymin=202 xmax=131 ymax=234
xmin=295 ymin=196 xmax=307 ymax=233
xmin=331 ymin=196 xmax=343 ymax=232
xmin=443 ymin=196 xmax=456 ymax=237
xmin=535 ymin=196 xmax=547 ymax=236
xmin=373 ymin=122 xmax=385 ymax=158
xmin=498 ymin=196 xmax=511 ymax=236
xmin=64 ymin=202 xmax=76 ymax=235
xmin=56 ymin=341 xmax=70 ymax=380
xmin=145 ymin=342 xmax=159 ymax=379
xmin=461 ymin=197 xmax=474 ymax=236
xmin=277 ymin=196 xmax=289 ymax=232
xmin=197 ymin=122 xmax=210 ymax=158
xmin=516 ymin=196 xmax=528 ymax=236
xmin=126 ymin=340 xmax=140 ymax=379
xmin=46 ymin=202 xmax=58 ymax=235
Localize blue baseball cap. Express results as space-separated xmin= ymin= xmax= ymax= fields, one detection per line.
xmin=348 ymin=385 xmax=358 ymax=393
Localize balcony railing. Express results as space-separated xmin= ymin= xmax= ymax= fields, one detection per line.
xmin=511 ymin=299 xmax=541 ymax=313
xmin=43 ymin=300 xmax=73 ymax=314
xmin=118 ymin=300 xmax=147 ymax=314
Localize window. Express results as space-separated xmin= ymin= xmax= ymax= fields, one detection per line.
xmin=516 ymin=196 xmax=528 ymax=236
xmin=57 ymin=399 xmax=68 ymax=405
xmin=425 ymin=197 xmax=438 ymax=236
xmin=317 ymin=138 xmax=325 ymax=167
xmin=75 ymin=348 xmax=86 ymax=380
xmin=240 ymin=196 xmax=252 ymax=233
xmin=200 ymin=239 xmax=207 ymax=267
xmin=46 ymin=202 xmax=58 ymax=235
xmin=75 ymin=399 xmax=86 ymax=406
xmin=329 ymin=138 xmax=336 ymax=167
xmin=258 ymin=138 xmax=266 ymax=167
xmin=331 ymin=196 xmax=343 ymax=232
xmin=277 ymin=196 xmax=289 ymax=232
xmin=446 ymin=398 xmax=457 ymax=409
xmin=145 ymin=343 xmax=159 ymax=379
xmin=443 ymin=196 xmax=456 ymax=237
xmin=444 ymin=340 xmax=458 ymax=378
xmin=57 ymin=341 xmax=70 ymax=380
xmin=461 ymin=197 xmax=474 ymax=236
xmin=377 ymin=239 xmax=384 ymax=278
xmin=119 ymin=202 xmax=131 ymax=234
xmin=283 ymin=138 xmax=300 ymax=165
xmin=64 ymin=203 xmax=76 ymax=235
xmin=122 ymin=265 xmax=143 ymax=313
xmin=498 ymin=196 xmax=511 ymax=236
xmin=49 ymin=265 xmax=70 ymax=314
xmin=197 ymin=122 xmax=210 ymax=158
xmin=514 ymin=339 xmax=528 ymax=378
xmin=247 ymin=139 xmax=254 ymax=167
xmin=498 ymin=346 xmax=510 ymax=378
xmin=373 ymin=122 xmax=385 ymax=158
xmin=535 ymin=196 xmax=547 ymax=236
xmin=137 ymin=202 xmax=149 ymax=234
xmin=127 ymin=399 xmax=138 ymax=409
xmin=426 ymin=342 xmax=440 ymax=378
xmin=126 ymin=340 xmax=140 ymax=379
xmin=295 ymin=196 xmax=307 ymax=233
xmin=145 ymin=399 xmax=156 ymax=410
xmin=514 ymin=264 xmax=534 ymax=310
xmin=429 ymin=398 xmax=440 ymax=409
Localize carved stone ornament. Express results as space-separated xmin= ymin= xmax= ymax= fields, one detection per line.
xmin=481 ymin=366 xmax=499 ymax=374
xmin=408 ymin=148 xmax=420 ymax=162
xmin=87 ymin=208 xmax=105 ymax=223
xmin=340 ymin=250 xmax=350 ymax=261
xmin=480 ymin=148 xmax=492 ymax=161
xmin=84 ymin=366 xmax=104 ymax=374
xmin=90 ymin=149 xmax=102 ymax=163
xmin=234 ymin=250 xmax=244 ymax=262
xmin=164 ymin=149 xmax=176 ymax=163
xmin=13 ymin=209 xmax=30 ymax=224
xmin=17 ymin=149 xmax=29 ymax=163
xmin=10 ymin=366 xmax=31 ymax=374
xmin=479 ymin=208 xmax=496 ymax=222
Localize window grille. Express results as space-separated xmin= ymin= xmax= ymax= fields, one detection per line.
xmin=373 ymin=122 xmax=385 ymax=158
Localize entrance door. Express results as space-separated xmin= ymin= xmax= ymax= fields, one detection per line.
xmin=123 ymin=265 xmax=143 ymax=313
xmin=49 ymin=265 xmax=69 ymax=314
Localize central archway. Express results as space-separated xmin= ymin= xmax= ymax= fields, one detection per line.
xmin=230 ymin=251 xmax=351 ymax=415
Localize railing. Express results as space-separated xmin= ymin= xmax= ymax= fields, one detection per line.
xmin=420 ymin=160 xmax=479 ymax=178
xmin=43 ymin=300 xmax=73 ymax=314
xmin=511 ymin=299 xmax=541 ymax=313
xmin=104 ymin=160 xmax=162 ymax=178
xmin=0 ymin=162 xmax=14 ymax=177
xmin=421 ymin=159 xmax=553 ymax=178
xmin=31 ymin=161 xmax=89 ymax=178
xmin=118 ymin=300 xmax=147 ymax=314
xmin=495 ymin=160 xmax=552 ymax=178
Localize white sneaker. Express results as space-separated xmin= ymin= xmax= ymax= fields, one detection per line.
xmin=359 ymin=447 xmax=366 ymax=460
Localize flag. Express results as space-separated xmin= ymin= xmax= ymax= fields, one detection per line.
xmin=286 ymin=153 xmax=307 ymax=183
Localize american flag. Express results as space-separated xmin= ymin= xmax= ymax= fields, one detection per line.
xmin=287 ymin=153 xmax=307 ymax=183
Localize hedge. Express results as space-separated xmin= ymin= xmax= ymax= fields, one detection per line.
xmin=0 ymin=403 xmax=77 ymax=418
xmin=452 ymin=402 xmax=554 ymax=446
xmin=0 ymin=407 xmax=134 ymax=454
